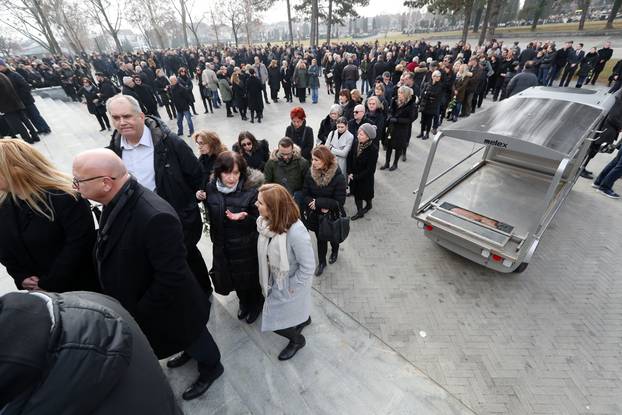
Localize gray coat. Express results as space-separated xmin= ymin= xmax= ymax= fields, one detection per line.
xmin=261 ymin=220 xmax=315 ymax=332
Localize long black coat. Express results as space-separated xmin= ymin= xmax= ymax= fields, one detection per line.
xmin=246 ymin=75 xmax=264 ymax=112
xmin=77 ymin=85 xmax=103 ymax=114
xmin=419 ymin=81 xmax=442 ymax=115
xmin=4 ymin=70 xmax=35 ymax=106
xmin=387 ymin=98 xmax=418 ymax=150
xmin=109 ymin=116 xmax=204 ymax=247
xmin=95 ymin=178 xmax=210 ymax=359
xmin=268 ymin=66 xmax=281 ymax=91
xmin=0 ymin=191 xmax=98 ymax=292
xmin=205 ymin=170 xmax=264 ymax=295
xmin=348 ymin=143 xmax=379 ymax=201
xmin=0 ymin=72 xmax=24 ymax=114
xmin=301 ymin=163 xmax=347 ymax=234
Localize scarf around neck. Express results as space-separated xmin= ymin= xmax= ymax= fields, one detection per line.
xmin=357 ymin=139 xmax=372 ymax=157
xmin=216 ymin=178 xmax=238 ymax=194
xmin=256 ymin=216 xmax=290 ymax=297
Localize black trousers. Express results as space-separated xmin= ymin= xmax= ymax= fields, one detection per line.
xmin=163 ymin=102 xmax=177 ymax=119
xmin=559 ymin=64 xmax=578 ymax=87
xmin=384 ymin=144 xmax=403 ymax=167
xmin=261 ymin=83 xmax=269 ymax=102
xmin=314 ymin=231 xmax=338 ymax=265
xmin=333 ymin=80 xmax=342 ymax=103
xmin=583 ymin=119 xmax=620 ymax=169
xmin=236 ymin=285 xmax=264 ymax=312
xmin=270 ymin=85 xmax=279 ymax=100
xmin=282 ymin=83 xmax=292 ymax=101
xmin=250 ymin=109 xmax=263 ymax=121
xmin=420 ymin=113 xmax=434 ymax=135
xmin=4 ymin=111 xmax=37 ymax=143
xmin=186 ymin=320 xmax=221 ymax=376
xmin=354 ymin=198 xmax=372 ymax=212
xmin=275 ymin=327 xmax=305 ymax=345
xmin=296 ymin=87 xmax=306 ymax=103
xmin=94 ymin=107 xmax=110 ymax=130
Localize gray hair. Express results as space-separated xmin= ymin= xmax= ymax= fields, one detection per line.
xmin=397 ymin=86 xmax=413 ymax=103
xmin=329 ymin=104 xmax=342 ymax=115
xmin=106 ymin=94 xmax=142 ymax=115
xmin=366 ymin=95 xmax=384 ymax=110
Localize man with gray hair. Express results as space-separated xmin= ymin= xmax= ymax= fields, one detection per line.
xmin=121 ymin=76 xmax=145 ymax=112
xmin=105 ymin=94 xmax=212 ymax=313
xmin=348 ymin=104 xmax=370 ymax=137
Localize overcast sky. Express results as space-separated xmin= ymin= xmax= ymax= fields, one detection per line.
xmin=262 ymin=0 xmax=410 ymax=24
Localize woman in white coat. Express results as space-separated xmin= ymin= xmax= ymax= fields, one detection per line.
xmin=256 ymin=183 xmax=315 ymax=360
xmin=324 ymin=116 xmax=354 ymax=177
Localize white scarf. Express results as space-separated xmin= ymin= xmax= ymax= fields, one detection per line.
xmin=256 ymin=216 xmax=289 ymax=297
xmin=216 ymin=178 xmax=237 ymax=194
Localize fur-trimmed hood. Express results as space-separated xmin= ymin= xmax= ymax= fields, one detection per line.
xmin=268 ymin=144 xmax=303 ymax=161
xmin=309 ymin=162 xmax=339 ymax=187
xmin=414 ymin=66 xmax=428 ymax=74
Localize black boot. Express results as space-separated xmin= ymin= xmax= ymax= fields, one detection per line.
xmin=296 ymin=317 xmax=312 ymax=333
xmin=362 ymin=200 xmax=372 ymax=213
xmin=167 ymin=351 xmax=192 ymax=368
xmin=237 ymin=305 xmax=248 ymax=320
xmin=402 ymin=148 xmax=407 ymax=161
xmin=278 ymin=336 xmax=306 ymax=361
xmin=246 ymin=306 xmax=261 ymax=324
xmin=351 ymin=211 xmax=365 ymax=220
xmin=328 ymin=249 xmax=339 ymax=264
xmin=315 ymin=262 xmax=326 ymax=276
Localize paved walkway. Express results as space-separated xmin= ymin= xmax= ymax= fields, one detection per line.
xmin=2 ymin=77 xmax=621 ymax=414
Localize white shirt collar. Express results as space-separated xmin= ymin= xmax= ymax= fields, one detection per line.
xmin=121 ymin=126 xmax=153 ymax=150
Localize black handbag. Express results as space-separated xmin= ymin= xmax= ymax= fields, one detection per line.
xmin=318 ymin=210 xmax=350 ymax=243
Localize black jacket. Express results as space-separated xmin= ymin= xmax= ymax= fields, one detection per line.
xmin=348 ymin=142 xmax=379 ymax=201
xmin=98 ymin=78 xmax=119 ymax=102
xmin=0 ymin=191 xmax=98 ymax=292
xmin=170 ymin=83 xmax=192 ymax=112
xmin=233 ymin=139 xmax=270 ymax=171
xmin=0 ymin=72 xmax=24 ymax=113
xmin=205 ymin=170 xmax=264 ymax=295
xmin=318 ymin=115 xmax=336 ymax=145
xmin=121 ymin=85 xmax=145 ymax=111
xmin=3 ymin=70 xmax=35 ymax=106
xmin=0 ymin=291 xmax=182 ymax=415
xmin=246 ymin=75 xmax=264 ymax=112
xmin=134 ymin=84 xmax=158 ymax=115
xmin=285 ymin=122 xmax=314 ymax=160
xmin=77 ymin=85 xmax=103 ymax=114
xmin=387 ymin=98 xmax=418 ymax=150
xmin=302 ymin=163 xmax=347 ymax=233
xmin=419 ymin=81 xmax=442 ymax=115
xmin=95 ymin=178 xmax=210 ymax=359
xmin=108 ymin=116 xmax=204 ymax=246
xmin=366 ymin=110 xmax=386 ymax=146
xmin=268 ymin=66 xmax=282 ymax=89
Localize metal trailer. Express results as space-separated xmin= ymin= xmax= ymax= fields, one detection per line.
xmin=412 ymin=87 xmax=620 ymax=273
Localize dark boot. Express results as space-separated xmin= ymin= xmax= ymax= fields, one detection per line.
xmin=328 ymin=249 xmax=339 ymax=264
xmin=296 ymin=317 xmax=312 ymax=332
xmin=362 ymin=200 xmax=372 ymax=213
xmin=167 ymin=351 xmax=192 ymax=368
xmin=315 ymin=262 xmax=326 ymax=276
xmin=182 ymin=362 xmax=224 ymax=401
xmin=278 ymin=336 xmax=306 ymax=361
xmin=402 ymin=148 xmax=407 ymax=161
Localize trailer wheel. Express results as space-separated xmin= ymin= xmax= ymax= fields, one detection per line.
xmin=513 ymin=263 xmax=529 ymax=273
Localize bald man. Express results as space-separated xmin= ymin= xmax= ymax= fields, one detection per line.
xmin=72 ymin=149 xmax=223 ymax=401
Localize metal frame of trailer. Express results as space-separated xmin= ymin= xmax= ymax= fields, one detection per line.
xmin=412 ymin=87 xmax=620 ymax=273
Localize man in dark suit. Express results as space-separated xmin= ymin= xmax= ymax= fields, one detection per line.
xmin=559 ymin=43 xmax=584 ymax=87
xmin=72 ymin=148 xmax=223 ymax=401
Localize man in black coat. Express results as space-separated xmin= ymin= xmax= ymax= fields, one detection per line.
xmin=332 ymin=54 xmax=346 ymax=103
xmin=559 ymin=43 xmax=584 ymax=87
xmin=132 ymin=75 xmax=160 ymax=118
xmin=72 ymin=149 xmax=223 ymax=401
xmin=106 ymin=94 xmax=208 ymax=293
xmin=0 ymin=291 xmax=183 ymax=414
xmin=0 ymin=59 xmax=51 ymax=135
xmin=590 ymin=41 xmax=613 ymax=85
xmin=0 ymin=72 xmax=39 ymax=144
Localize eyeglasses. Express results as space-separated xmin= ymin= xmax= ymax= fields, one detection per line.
xmin=196 ymin=142 xmax=208 ymax=147
xmin=353 ymin=110 xmax=363 ymax=114
xmin=242 ymin=142 xmax=253 ymax=147
xmin=72 ymin=175 xmax=116 ymax=188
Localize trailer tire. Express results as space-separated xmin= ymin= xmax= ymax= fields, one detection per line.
xmin=513 ymin=263 xmax=529 ymax=273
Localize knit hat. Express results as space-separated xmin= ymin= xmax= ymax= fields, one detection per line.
xmin=358 ymin=123 xmax=377 ymax=140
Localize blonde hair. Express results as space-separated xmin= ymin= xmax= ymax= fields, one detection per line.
xmin=0 ymin=139 xmax=76 ymax=221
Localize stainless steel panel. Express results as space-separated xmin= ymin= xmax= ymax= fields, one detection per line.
xmin=442 ymin=98 xmax=600 ymax=156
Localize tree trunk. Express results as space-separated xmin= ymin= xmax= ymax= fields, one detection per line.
xmin=473 ymin=3 xmax=484 ymax=32
xmin=231 ymin=16 xmax=239 ymax=47
xmin=311 ymin=0 xmax=319 ymax=46
xmin=488 ymin=0 xmax=501 ymax=39
xmin=94 ymin=0 xmax=123 ymax=52
xmin=530 ymin=0 xmax=546 ymax=31
xmin=578 ymin=0 xmax=590 ymax=30
xmin=606 ymin=0 xmax=621 ymax=29
xmin=326 ymin=0 xmax=333 ymax=44
xmin=286 ymin=0 xmax=294 ymax=43
xmin=462 ymin=0 xmax=474 ymax=43
xmin=33 ymin=0 xmax=62 ymax=54
xmin=180 ymin=0 xmax=189 ymax=47
xmin=478 ymin=0 xmax=493 ymax=46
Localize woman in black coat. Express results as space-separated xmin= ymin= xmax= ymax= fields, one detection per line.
xmin=285 ymin=106 xmax=314 ymax=160
xmin=418 ymin=71 xmax=442 ymax=140
xmin=348 ymin=124 xmax=379 ymax=221
xmin=154 ymin=69 xmax=177 ymax=120
xmin=364 ymin=95 xmax=386 ymax=147
xmin=232 ymin=131 xmax=270 ymax=171
xmin=267 ymin=60 xmax=282 ymax=102
xmin=0 ymin=139 xmax=98 ymax=293
xmin=77 ymin=78 xmax=110 ymax=131
xmin=280 ymin=60 xmax=293 ymax=102
xmin=302 ymin=146 xmax=346 ymax=276
xmin=178 ymin=67 xmax=198 ymax=115
xmin=232 ymin=72 xmax=248 ymax=121
xmin=246 ymin=68 xmax=264 ymax=123
xmin=205 ymin=152 xmax=265 ymax=324
xmin=381 ymin=85 xmax=418 ymax=171
xmin=317 ymin=104 xmax=342 ymax=145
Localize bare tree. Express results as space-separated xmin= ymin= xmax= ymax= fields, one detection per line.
xmin=129 ymin=0 xmax=172 ymax=49
xmin=285 ymin=0 xmax=294 ymax=43
xmin=0 ymin=33 xmax=20 ymax=56
xmin=2 ymin=0 xmax=62 ymax=54
xmin=84 ymin=0 xmax=123 ymax=52
xmin=606 ymin=0 xmax=621 ymax=29
xmin=173 ymin=0 xmax=205 ymax=47
xmin=220 ymin=0 xmax=245 ymax=47
xmin=52 ymin=0 xmax=90 ymax=54
xmin=242 ymin=0 xmax=276 ymax=45
xmin=578 ymin=0 xmax=590 ymax=31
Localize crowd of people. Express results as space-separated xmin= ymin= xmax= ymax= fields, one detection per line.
xmin=1 ymin=36 xmax=622 ymax=413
